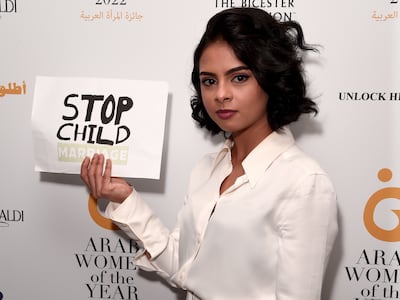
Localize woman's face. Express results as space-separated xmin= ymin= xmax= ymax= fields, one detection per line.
xmin=199 ymin=40 xmax=271 ymax=138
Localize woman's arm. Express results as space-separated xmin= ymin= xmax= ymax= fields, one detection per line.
xmin=275 ymin=173 xmax=338 ymax=300
xmin=80 ymin=154 xmax=182 ymax=283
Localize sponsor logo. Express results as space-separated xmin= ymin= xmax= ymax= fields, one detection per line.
xmin=96 ymin=0 xmax=127 ymax=4
xmin=338 ymin=91 xmax=400 ymax=102
xmin=80 ymin=0 xmax=143 ymax=22
xmin=0 ymin=209 xmax=24 ymax=228
xmin=214 ymin=0 xmax=296 ymax=21
xmin=364 ymin=168 xmax=400 ymax=242
xmin=0 ymin=0 xmax=17 ymax=13
xmin=88 ymin=195 xmax=119 ymax=230
xmin=345 ymin=248 xmax=400 ymax=298
xmin=0 ymin=81 xmax=27 ymax=99
xmin=343 ymin=168 xmax=400 ymax=299
xmin=371 ymin=0 xmax=399 ymax=21
xmin=75 ymin=236 xmax=139 ymax=299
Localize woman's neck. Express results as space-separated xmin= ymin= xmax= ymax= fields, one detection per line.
xmin=230 ymin=126 xmax=273 ymax=164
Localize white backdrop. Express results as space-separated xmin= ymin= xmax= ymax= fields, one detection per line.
xmin=1 ymin=1 xmax=400 ymax=299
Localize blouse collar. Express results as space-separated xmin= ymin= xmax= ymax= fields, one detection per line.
xmin=210 ymin=126 xmax=296 ymax=188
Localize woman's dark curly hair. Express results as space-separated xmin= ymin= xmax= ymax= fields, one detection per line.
xmin=190 ymin=8 xmax=318 ymax=135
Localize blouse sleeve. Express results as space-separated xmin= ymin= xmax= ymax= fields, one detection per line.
xmin=275 ymin=173 xmax=338 ymax=300
xmin=104 ymin=154 xmax=214 ymax=288
xmin=105 ymin=190 xmax=185 ymax=285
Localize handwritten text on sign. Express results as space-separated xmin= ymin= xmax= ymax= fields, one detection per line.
xmin=32 ymin=76 xmax=168 ymax=179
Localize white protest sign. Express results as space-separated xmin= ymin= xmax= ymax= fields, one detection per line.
xmin=31 ymin=76 xmax=168 ymax=179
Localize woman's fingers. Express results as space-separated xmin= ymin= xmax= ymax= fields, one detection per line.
xmin=103 ymin=158 xmax=112 ymax=187
xmin=80 ymin=154 xmax=131 ymax=203
xmin=87 ymin=154 xmax=99 ymax=197
xmin=80 ymin=156 xmax=90 ymax=186
xmin=94 ymin=154 xmax=105 ymax=197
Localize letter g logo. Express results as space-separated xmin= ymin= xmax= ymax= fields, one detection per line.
xmin=88 ymin=195 xmax=118 ymax=230
xmin=363 ymin=168 xmax=400 ymax=242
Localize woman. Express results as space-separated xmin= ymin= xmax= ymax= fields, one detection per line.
xmin=81 ymin=7 xmax=338 ymax=300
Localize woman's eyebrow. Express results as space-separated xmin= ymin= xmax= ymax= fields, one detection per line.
xmin=225 ymin=66 xmax=250 ymax=75
xmin=199 ymin=66 xmax=250 ymax=77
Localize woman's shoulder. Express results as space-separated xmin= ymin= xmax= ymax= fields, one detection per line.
xmin=280 ymin=144 xmax=328 ymax=176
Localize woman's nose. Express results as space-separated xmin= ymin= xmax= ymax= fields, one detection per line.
xmin=215 ymin=82 xmax=232 ymax=103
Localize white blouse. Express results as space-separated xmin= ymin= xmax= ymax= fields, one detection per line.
xmin=106 ymin=127 xmax=338 ymax=300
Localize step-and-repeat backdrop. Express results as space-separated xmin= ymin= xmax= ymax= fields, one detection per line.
xmin=1 ymin=1 xmax=399 ymax=299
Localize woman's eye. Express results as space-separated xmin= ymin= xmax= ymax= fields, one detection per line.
xmin=233 ymin=74 xmax=249 ymax=82
xmin=201 ymin=78 xmax=216 ymax=86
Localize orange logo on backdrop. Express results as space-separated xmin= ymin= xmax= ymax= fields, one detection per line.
xmin=88 ymin=195 xmax=118 ymax=230
xmin=363 ymin=168 xmax=400 ymax=242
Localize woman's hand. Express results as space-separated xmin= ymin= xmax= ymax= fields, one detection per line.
xmin=80 ymin=154 xmax=133 ymax=203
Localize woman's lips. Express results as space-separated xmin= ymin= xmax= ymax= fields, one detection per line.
xmin=216 ymin=109 xmax=236 ymax=120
